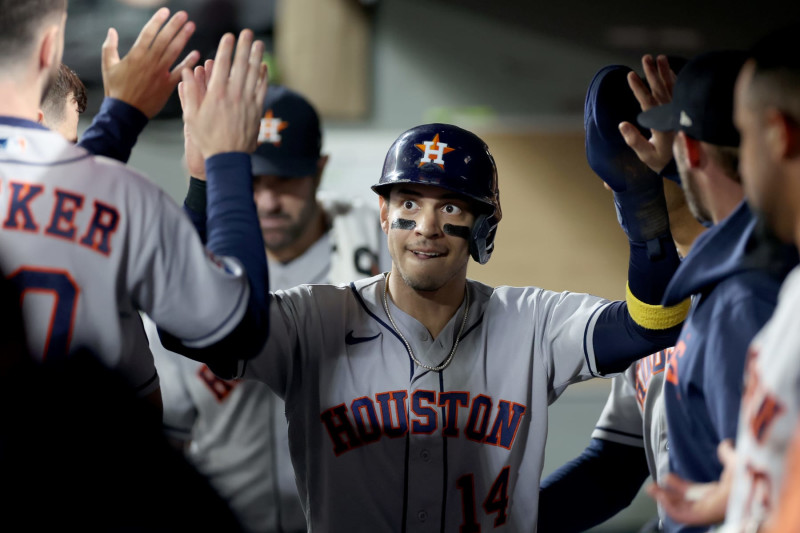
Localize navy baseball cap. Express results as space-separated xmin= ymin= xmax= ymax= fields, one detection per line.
xmin=251 ymin=85 xmax=322 ymax=177
xmin=637 ymin=50 xmax=747 ymax=147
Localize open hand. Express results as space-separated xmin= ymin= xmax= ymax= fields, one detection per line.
xmin=180 ymin=30 xmax=268 ymax=159
xmin=102 ymin=7 xmax=200 ymax=118
xmin=618 ymin=54 xmax=678 ymax=174
xmin=178 ymin=60 xmax=214 ymax=180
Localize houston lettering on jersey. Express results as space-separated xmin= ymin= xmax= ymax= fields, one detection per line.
xmin=320 ymin=390 xmax=527 ymax=456
xmin=1 ymin=180 xmax=120 ymax=256
xmin=634 ymin=347 xmax=670 ymax=408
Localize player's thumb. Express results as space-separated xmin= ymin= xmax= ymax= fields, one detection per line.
xmin=102 ymin=28 xmax=121 ymax=72
xmin=619 ymin=122 xmax=653 ymax=162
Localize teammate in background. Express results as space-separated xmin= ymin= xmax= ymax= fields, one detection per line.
xmin=37 ymin=63 xmax=87 ymax=143
xmin=634 ymin=50 xmax=793 ymax=533
xmin=180 ymin=58 xmax=689 ymax=529
xmin=539 ymin=56 xmax=708 ymax=533
xmin=648 ymin=24 xmax=800 ymax=533
xmin=628 ymin=47 xmax=796 ymax=533
xmin=539 ymin=50 xmax=793 ymax=533
xmin=0 ymin=2 xmax=268 ymax=402
xmin=148 ymin=82 xmax=390 ymax=533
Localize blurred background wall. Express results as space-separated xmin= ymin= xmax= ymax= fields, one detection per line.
xmin=66 ymin=1 xmax=800 ymax=530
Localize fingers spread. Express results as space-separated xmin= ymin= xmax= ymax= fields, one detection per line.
xmin=151 ymin=11 xmax=191 ymax=63
xmin=619 ymin=121 xmax=652 ymax=156
xmin=169 ymin=49 xmax=201 ymax=86
xmin=131 ymin=7 xmax=171 ymax=53
xmin=628 ymin=71 xmax=655 ymax=111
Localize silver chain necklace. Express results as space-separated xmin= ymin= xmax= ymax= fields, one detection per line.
xmin=382 ymin=272 xmax=470 ymax=372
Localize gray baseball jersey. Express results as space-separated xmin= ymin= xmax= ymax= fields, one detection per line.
xmin=150 ymin=195 xmax=391 ymax=533
xmin=0 ymin=121 xmax=251 ymax=394
xmin=722 ymin=265 xmax=800 ymax=532
xmin=592 ymin=349 xmax=672 ymax=522
xmin=240 ymin=275 xmax=613 ymax=532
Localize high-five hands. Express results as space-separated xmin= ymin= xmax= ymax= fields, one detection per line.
xmin=180 ymin=30 xmax=268 ymax=161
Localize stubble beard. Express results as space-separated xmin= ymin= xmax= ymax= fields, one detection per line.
xmin=261 ymin=199 xmax=320 ymax=252
xmin=681 ymin=170 xmax=713 ymax=225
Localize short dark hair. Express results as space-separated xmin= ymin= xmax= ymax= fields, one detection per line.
xmin=746 ymin=24 xmax=800 ymax=123
xmin=0 ymin=0 xmax=67 ymax=65
xmin=41 ymin=63 xmax=88 ymax=123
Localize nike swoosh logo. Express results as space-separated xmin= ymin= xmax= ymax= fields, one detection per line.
xmin=345 ymin=331 xmax=381 ymax=345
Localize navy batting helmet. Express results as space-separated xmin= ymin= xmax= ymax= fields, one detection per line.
xmin=371 ymin=123 xmax=501 ymax=264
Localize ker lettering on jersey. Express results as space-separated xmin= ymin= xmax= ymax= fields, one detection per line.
xmin=1 ymin=180 xmax=119 ymax=255
xmin=320 ymin=390 xmax=527 ymax=456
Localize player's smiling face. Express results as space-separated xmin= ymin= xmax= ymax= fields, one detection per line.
xmin=380 ymin=184 xmax=474 ymax=292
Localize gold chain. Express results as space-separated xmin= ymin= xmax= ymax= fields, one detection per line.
xmin=382 ymin=273 xmax=470 ymax=372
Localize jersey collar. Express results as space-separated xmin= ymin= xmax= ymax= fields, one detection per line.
xmin=0 ymin=115 xmax=49 ymax=131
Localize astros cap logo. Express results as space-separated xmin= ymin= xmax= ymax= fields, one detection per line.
xmin=415 ymin=133 xmax=455 ymax=169
xmin=258 ymin=110 xmax=289 ymax=146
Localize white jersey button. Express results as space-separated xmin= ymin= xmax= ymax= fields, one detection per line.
xmin=420 ymin=332 xmax=429 ymax=341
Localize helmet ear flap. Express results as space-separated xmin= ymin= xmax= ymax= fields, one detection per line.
xmin=469 ymin=213 xmax=499 ymax=265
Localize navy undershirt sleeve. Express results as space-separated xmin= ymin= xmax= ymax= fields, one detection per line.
xmin=538 ymin=438 xmax=650 ymax=532
xmin=183 ymin=178 xmax=208 ymax=243
xmin=159 ymin=154 xmax=269 ymax=367
xmin=78 ymin=97 xmax=148 ymax=163
xmin=593 ymin=238 xmax=683 ymax=375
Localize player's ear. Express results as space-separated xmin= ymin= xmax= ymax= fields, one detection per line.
xmin=676 ymin=131 xmax=701 ymax=169
xmin=379 ymin=195 xmax=389 ymax=235
xmin=766 ymin=108 xmax=800 ymax=159
xmin=36 ymin=109 xmax=45 ymax=125
xmin=39 ymin=23 xmax=61 ymax=74
xmin=312 ymin=155 xmax=329 ymax=189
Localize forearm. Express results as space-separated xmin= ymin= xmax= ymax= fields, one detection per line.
xmin=593 ymin=226 xmax=688 ymax=374
xmin=539 ymin=438 xmax=650 ymax=532
xmin=78 ymin=97 xmax=148 ymax=163
xmin=160 ymin=154 xmax=269 ymax=366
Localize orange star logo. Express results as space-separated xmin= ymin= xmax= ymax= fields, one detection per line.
xmin=415 ymin=133 xmax=455 ymax=169
xmin=258 ymin=110 xmax=289 ymax=146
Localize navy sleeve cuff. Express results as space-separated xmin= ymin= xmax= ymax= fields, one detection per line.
xmin=78 ymin=97 xmax=149 ymax=163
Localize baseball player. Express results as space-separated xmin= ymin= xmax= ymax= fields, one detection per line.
xmin=718 ymin=25 xmax=800 ymax=533
xmin=620 ymin=49 xmax=797 ymax=533
xmin=539 ymin=55 xmax=702 ymax=532
xmin=147 ymin=83 xmax=391 ymax=533
xmin=182 ymin=87 xmax=690 ymax=528
xmin=542 ymin=50 xmax=797 ymax=533
xmin=0 ymin=3 xmax=269 ymax=397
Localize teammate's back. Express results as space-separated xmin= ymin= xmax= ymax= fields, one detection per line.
xmin=0 ymin=124 xmax=249 ymax=390
xmin=0 ymin=2 xmax=271 ymax=388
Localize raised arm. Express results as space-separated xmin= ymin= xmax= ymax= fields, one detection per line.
xmin=584 ymin=64 xmax=689 ymax=374
xmin=157 ymin=30 xmax=270 ymax=370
